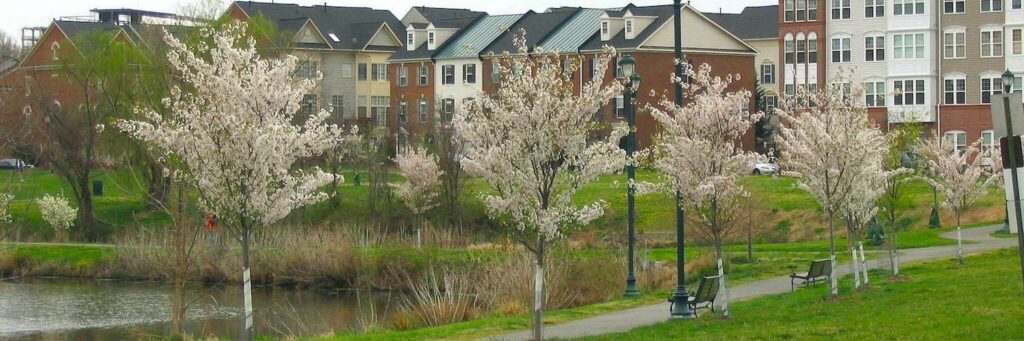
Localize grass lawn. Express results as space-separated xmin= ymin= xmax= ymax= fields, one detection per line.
xmin=577 ymin=249 xmax=1024 ymax=340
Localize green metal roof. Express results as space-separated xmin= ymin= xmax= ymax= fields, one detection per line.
xmin=536 ymin=9 xmax=606 ymax=54
xmin=435 ymin=14 xmax=522 ymax=59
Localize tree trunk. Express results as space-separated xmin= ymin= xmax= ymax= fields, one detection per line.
xmin=888 ymin=220 xmax=899 ymax=276
xmin=713 ymin=234 xmax=730 ymax=318
xmin=75 ymin=174 xmax=96 ymax=240
xmin=859 ymin=242 xmax=869 ymax=285
xmin=828 ymin=212 xmax=838 ymax=296
xmin=170 ymin=182 xmax=189 ymax=336
xmin=848 ymin=224 xmax=860 ymax=290
xmin=532 ymin=237 xmax=546 ymax=341
xmin=956 ymin=216 xmax=964 ymax=265
xmin=241 ymin=228 xmax=254 ymax=341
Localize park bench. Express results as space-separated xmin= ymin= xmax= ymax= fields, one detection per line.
xmin=790 ymin=259 xmax=831 ymax=292
xmin=668 ymin=275 xmax=721 ymax=316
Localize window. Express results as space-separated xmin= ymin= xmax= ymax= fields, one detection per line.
xmin=407 ymin=33 xmax=414 ymax=46
xmin=591 ymin=58 xmax=600 ymax=79
xmin=762 ymin=64 xmax=776 ymax=84
xmin=981 ymin=76 xmax=1003 ymax=104
xmin=832 ymin=0 xmax=851 ymax=19
xmin=358 ymin=96 xmax=368 ymax=119
xmin=442 ymin=65 xmax=455 ymax=85
xmin=944 ymin=77 xmax=966 ymax=104
xmin=614 ymin=58 xmax=624 ymax=78
xmin=784 ymin=37 xmax=796 ymax=64
xmin=982 ymin=29 xmax=1004 ymax=58
xmin=625 ymin=20 xmax=634 ymax=34
xmin=463 ymin=64 xmax=476 ymax=84
xmin=944 ymin=131 xmax=967 ymax=154
xmin=358 ymin=63 xmax=368 ymax=81
xmin=491 ymin=63 xmax=502 ymax=83
xmin=797 ymin=0 xmax=807 ymax=20
xmin=300 ymin=95 xmax=317 ymax=116
xmin=785 ymin=0 xmax=796 ymax=21
xmin=428 ymin=32 xmax=436 ymax=45
xmin=51 ymin=42 xmax=60 ymax=61
xmin=615 ymin=96 xmax=625 ymax=118
xmin=866 ymin=35 xmax=885 ymax=61
xmin=419 ymin=66 xmax=429 ymax=86
xmin=866 ymin=0 xmax=885 ymax=17
xmin=441 ymin=98 xmax=455 ymax=122
xmin=371 ymin=96 xmax=390 ymax=125
xmin=894 ymin=79 xmax=925 ymax=105
xmin=894 ymin=33 xmax=926 ymax=59
xmin=295 ymin=60 xmax=318 ymax=79
xmin=601 ymin=21 xmax=609 ymax=35
xmin=342 ymin=64 xmax=354 ymax=78
xmin=894 ymin=0 xmax=925 ymax=15
xmin=785 ymin=84 xmax=796 ymax=97
xmin=372 ymin=64 xmax=388 ymax=81
xmin=418 ymin=99 xmax=429 ymax=123
xmin=944 ymin=30 xmax=966 ymax=59
xmin=398 ymin=67 xmax=408 ymax=87
xmin=831 ymin=36 xmax=851 ymax=63
xmin=944 ymin=0 xmax=964 ymax=13
xmin=398 ymin=100 xmax=408 ymax=124
xmin=797 ymin=38 xmax=808 ymax=63
xmin=866 ymin=81 xmax=886 ymax=107
xmin=808 ymin=36 xmax=818 ymax=62
xmin=982 ymin=0 xmax=1003 ymax=12
xmin=764 ymin=95 xmax=778 ymax=109
xmin=1013 ymin=29 xmax=1023 ymax=55
xmin=330 ymin=95 xmax=344 ymax=116
xmin=1015 ymin=0 xmax=1023 ymax=9
xmin=982 ymin=130 xmax=996 ymax=157
xmin=808 ymin=0 xmax=818 ymax=19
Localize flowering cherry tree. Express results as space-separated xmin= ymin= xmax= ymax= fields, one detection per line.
xmin=37 ymin=194 xmax=77 ymax=232
xmin=840 ymin=152 xmax=887 ymax=289
xmin=918 ymin=134 xmax=999 ymax=264
xmin=777 ymin=76 xmax=886 ymax=296
xmin=395 ymin=146 xmax=442 ymax=247
xmin=648 ymin=63 xmax=763 ymax=317
xmin=455 ymin=33 xmax=625 ymax=340
xmin=116 ymin=23 xmax=349 ymax=340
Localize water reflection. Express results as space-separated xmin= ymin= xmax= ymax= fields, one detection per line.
xmin=0 ymin=279 xmax=400 ymax=340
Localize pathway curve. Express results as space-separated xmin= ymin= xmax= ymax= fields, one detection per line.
xmin=486 ymin=225 xmax=1017 ymax=341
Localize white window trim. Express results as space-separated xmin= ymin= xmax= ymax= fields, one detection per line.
xmin=981 ymin=27 xmax=1004 ymax=58
xmin=943 ymin=74 xmax=967 ymax=105
xmin=943 ymin=28 xmax=967 ymax=59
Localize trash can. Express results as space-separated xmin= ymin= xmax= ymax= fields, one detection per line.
xmin=92 ymin=180 xmax=103 ymax=196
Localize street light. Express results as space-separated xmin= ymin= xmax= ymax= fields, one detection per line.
xmin=1000 ymin=69 xmax=1024 ymax=290
xmin=668 ymin=0 xmax=695 ymax=320
xmin=620 ymin=55 xmax=641 ymax=298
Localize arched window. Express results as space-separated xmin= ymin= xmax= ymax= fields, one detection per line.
xmin=807 ymin=32 xmax=819 ymax=63
xmin=785 ymin=34 xmax=796 ymax=64
xmin=796 ymin=33 xmax=807 ymax=64
xmin=51 ymin=42 xmax=60 ymax=61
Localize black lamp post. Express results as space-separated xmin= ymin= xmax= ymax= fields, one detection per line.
xmin=620 ymin=55 xmax=641 ymax=298
xmin=668 ymin=0 xmax=695 ymax=320
xmin=1000 ymin=69 xmax=1024 ymax=290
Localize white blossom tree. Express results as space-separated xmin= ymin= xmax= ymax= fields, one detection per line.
xmin=455 ymin=33 xmax=625 ymax=340
xmin=395 ymin=146 xmax=442 ymax=248
xmin=918 ymin=134 xmax=1000 ymax=264
xmin=116 ymin=23 xmax=350 ymax=340
xmin=840 ymin=153 xmax=887 ymax=289
xmin=648 ymin=63 xmax=763 ymax=317
xmin=37 ymin=194 xmax=77 ymax=242
xmin=777 ymin=75 xmax=886 ymax=296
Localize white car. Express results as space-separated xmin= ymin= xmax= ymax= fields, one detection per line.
xmin=752 ymin=160 xmax=779 ymax=175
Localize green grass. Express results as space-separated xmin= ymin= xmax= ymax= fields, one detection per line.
xmin=576 ymin=249 xmax=1024 ymax=340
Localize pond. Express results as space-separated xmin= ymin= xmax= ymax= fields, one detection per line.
xmin=0 ymin=278 xmax=402 ymax=340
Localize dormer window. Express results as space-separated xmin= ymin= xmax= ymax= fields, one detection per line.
xmin=428 ymin=32 xmax=436 ymax=45
xmin=625 ymin=20 xmax=634 ymax=34
xmin=407 ymin=32 xmax=414 ymax=46
xmin=51 ymin=42 xmax=60 ymax=61
xmin=601 ymin=21 xmax=609 ymax=35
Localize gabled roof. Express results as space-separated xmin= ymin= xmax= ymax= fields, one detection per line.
xmin=231 ymin=1 xmax=404 ymax=51
xmin=537 ymin=8 xmax=607 ymax=54
xmin=704 ymin=5 xmax=779 ymax=40
xmin=413 ymin=7 xmax=485 ymax=23
xmin=482 ymin=9 xmax=580 ymax=55
xmin=388 ymin=13 xmax=485 ymax=62
xmin=435 ymin=13 xmax=523 ymax=60
xmin=579 ymin=4 xmax=673 ymax=51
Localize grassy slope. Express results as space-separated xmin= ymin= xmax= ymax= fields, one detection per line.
xmin=578 ymin=249 xmax=1024 ymax=340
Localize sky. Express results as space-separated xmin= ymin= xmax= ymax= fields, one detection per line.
xmin=0 ymin=0 xmax=776 ymax=45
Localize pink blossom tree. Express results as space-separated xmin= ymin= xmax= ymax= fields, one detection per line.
xmin=395 ymin=146 xmax=442 ymax=248
xmin=455 ymin=33 xmax=625 ymax=340
xmin=648 ymin=63 xmax=763 ymax=317
xmin=116 ymin=23 xmax=350 ymax=340
xmin=776 ymin=76 xmax=886 ymax=296
xmin=918 ymin=134 xmax=1000 ymax=264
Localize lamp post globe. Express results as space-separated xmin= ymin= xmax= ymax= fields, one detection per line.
xmin=1003 ymin=69 xmax=1015 ymax=93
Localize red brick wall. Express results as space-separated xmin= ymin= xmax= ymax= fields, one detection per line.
xmin=390 ymin=61 xmax=436 ymax=144
xmin=939 ymin=105 xmax=994 ymax=144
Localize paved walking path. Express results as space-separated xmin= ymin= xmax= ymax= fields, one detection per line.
xmin=486 ymin=225 xmax=1018 ymax=341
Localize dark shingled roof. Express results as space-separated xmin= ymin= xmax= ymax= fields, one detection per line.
xmin=413 ymin=7 xmax=485 ymax=22
xmin=482 ymin=8 xmax=581 ymax=55
xmin=232 ymin=1 xmax=404 ymax=51
xmin=54 ymin=21 xmax=122 ymax=40
xmin=579 ymin=4 xmax=674 ymax=52
xmin=704 ymin=5 xmax=779 ymax=40
xmin=388 ymin=14 xmax=485 ymax=62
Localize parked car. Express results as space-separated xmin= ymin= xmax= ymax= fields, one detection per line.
xmin=752 ymin=159 xmax=779 ymax=175
xmin=0 ymin=159 xmax=32 ymax=170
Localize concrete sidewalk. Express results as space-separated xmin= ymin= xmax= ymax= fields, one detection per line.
xmin=485 ymin=225 xmax=1017 ymax=341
